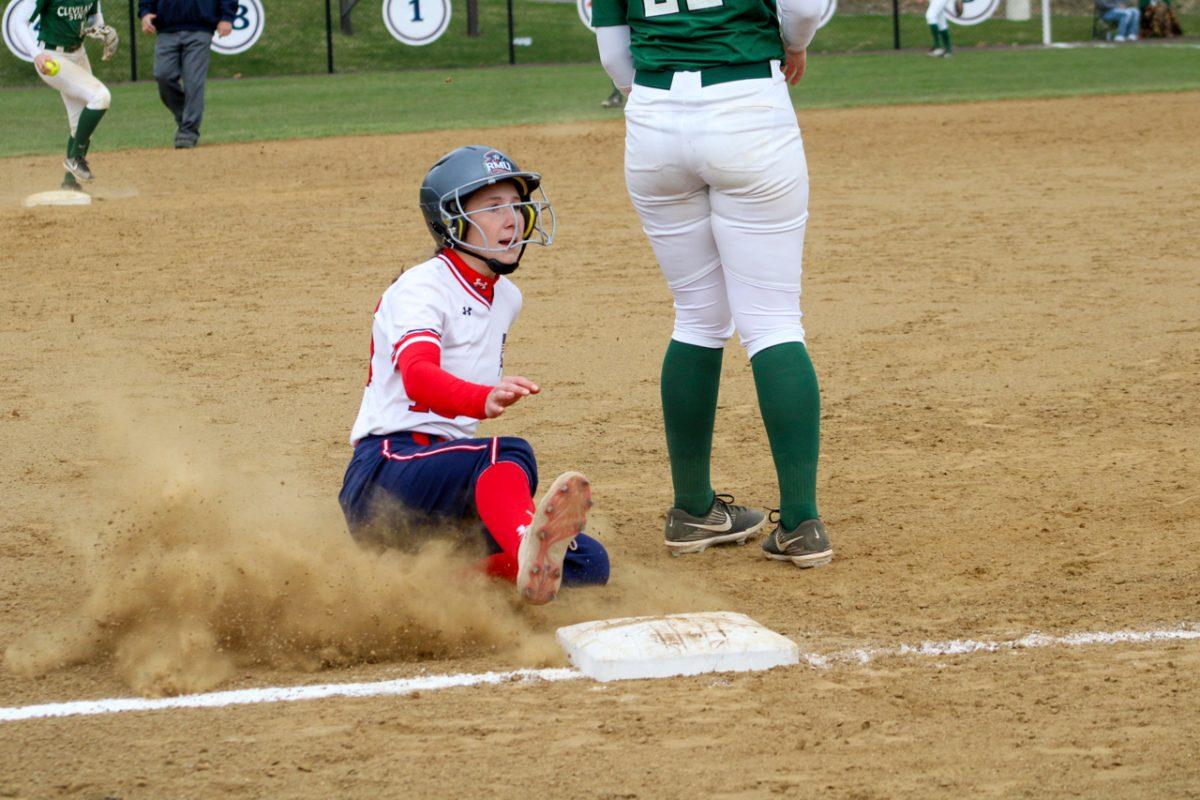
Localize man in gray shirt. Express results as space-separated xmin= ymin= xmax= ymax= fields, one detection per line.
xmin=139 ymin=0 xmax=236 ymax=148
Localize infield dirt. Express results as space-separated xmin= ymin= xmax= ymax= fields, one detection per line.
xmin=1 ymin=91 xmax=1197 ymax=798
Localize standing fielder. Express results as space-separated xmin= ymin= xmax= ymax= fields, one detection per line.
xmin=926 ymin=0 xmax=963 ymax=57
xmin=592 ymin=0 xmax=833 ymax=568
xmin=27 ymin=0 xmax=118 ymax=187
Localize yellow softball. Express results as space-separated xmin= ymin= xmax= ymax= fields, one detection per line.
xmin=44 ymin=58 xmax=59 ymax=76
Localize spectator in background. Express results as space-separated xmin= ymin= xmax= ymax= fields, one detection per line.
xmin=1139 ymin=0 xmax=1183 ymax=37
xmin=1096 ymin=0 xmax=1141 ymax=41
xmin=139 ymin=0 xmax=236 ymax=148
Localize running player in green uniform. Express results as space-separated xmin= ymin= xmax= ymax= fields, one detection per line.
xmin=592 ymin=0 xmax=834 ymax=568
xmin=29 ymin=0 xmax=119 ymax=187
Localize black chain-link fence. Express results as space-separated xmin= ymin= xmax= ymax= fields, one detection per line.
xmin=1 ymin=0 xmax=1194 ymax=87
xmin=0 ymin=0 xmax=602 ymax=86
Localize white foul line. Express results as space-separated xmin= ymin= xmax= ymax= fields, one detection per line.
xmin=801 ymin=624 xmax=1200 ymax=668
xmin=2 ymin=624 xmax=1197 ymax=723
xmin=0 ymin=668 xmax=583 ymax=723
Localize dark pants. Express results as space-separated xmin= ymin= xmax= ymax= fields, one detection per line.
xmin=340 ymin=433 xmax=609 ymax=586
xmin=153 ymin=30 xmax=213 ymax=145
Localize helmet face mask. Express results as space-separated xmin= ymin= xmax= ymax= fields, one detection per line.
xmin=419 ymin=146 xmax=556 ymax=273
xmin=440 ymin=182 xmax=556 ymax=256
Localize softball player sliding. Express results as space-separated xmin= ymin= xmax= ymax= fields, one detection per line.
xmin=592 ymin=0 xmax=833 ymax=568
xmin=339 ymin=145 xmax=610 ymax=605
xmin=27 ymin=0 xmax=118 ymax=188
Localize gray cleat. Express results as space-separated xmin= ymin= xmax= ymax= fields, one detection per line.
xmin=762 ymin=516 xmax=833 ymax=569
xmin=63 ymin=156 xmax=93 ymax=182
xmin=664 ymin=494 xmax=766 ymax=556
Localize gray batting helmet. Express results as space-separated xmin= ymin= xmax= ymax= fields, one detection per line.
xmin=418 ymin=145 xmax=556 ymax=272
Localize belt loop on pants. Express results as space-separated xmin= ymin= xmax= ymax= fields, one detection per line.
xmin=633 ymin=60 xmax=773 ymax=90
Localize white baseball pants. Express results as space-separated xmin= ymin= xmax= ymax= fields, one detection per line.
xmin=624 ymin=61 xmax=810 ymax=359
xmin=36 ymin=46 xmax=111 ymax=136
xmin=926 ymin=0 xmax=956 ymax=30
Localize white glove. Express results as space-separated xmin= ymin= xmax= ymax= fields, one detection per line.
xmin=85 ymin=24 xmax=120 ymax=61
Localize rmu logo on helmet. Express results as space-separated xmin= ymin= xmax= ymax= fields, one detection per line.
xmin=418 ymin=144 xmax=557 ymax=275
xmin=483 ymin=150 xmax=514 ymax=175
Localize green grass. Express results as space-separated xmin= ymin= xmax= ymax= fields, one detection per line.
xmin=2 ymin=0 xmax=1195 ymax=87
xmin=1 ymin=45 xmax=1197 ymax=157
xmin=3 ymin=0 xmax=600 ymax=87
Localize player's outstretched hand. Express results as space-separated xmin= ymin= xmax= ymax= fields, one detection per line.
xmin=485 ymin=376 xmax=540 ymax=418
xmin=783 ymin=49 xmax=807 ymax=85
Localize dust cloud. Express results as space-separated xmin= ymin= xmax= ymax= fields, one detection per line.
xmin=4 ymin=404 xmax=726 ymax=696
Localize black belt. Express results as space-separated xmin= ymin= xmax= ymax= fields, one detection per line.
xmin=634 ymin=60 xmax=773 ymax=90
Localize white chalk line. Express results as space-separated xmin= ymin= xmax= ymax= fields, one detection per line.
xmin=801 ymin=624 xmax=1200 ymax=669
xmin=3 ymin=624 xmax=1197 ymax=723
xmin=0 ymin=668 xmax=582 ymax=723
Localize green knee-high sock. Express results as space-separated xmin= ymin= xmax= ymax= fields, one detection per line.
xmin=750 ymin=342 xmax=820 ymax=530
xmin=72 ymin=107 xmax=106 ymax=156
xmin=63 ymin=135 xmax=78 ymax=184
xmin=929 ymin=23 xmax=941 ymax=48
xmin=661 ymin=339 xmax=722 ymax=517
xmin=940 ymin=28 xmax=952 ymax=52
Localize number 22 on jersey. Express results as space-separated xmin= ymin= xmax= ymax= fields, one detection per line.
xmin=644 ymin=0 xmax=722 ymax=16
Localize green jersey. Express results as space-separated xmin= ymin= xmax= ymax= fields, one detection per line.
xmin=591 ymin=0 xmax=784 ymax=73
xmin=30 ymin=0 xmax=99 ymax=49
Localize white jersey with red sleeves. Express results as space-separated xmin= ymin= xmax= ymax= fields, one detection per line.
xmin=350 ymin=250 xmax=522 ymax=444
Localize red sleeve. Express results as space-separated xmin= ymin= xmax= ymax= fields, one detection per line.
xmin=395 ymin=341 xmax=492 ymax=420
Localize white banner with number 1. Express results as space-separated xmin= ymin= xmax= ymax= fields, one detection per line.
xmin=383 ymin=0 xmax=451 ymax=46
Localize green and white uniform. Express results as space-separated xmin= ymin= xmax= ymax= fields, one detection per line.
xmin=593 ymin=0 xmax=832 ymax=542
xmin=32 ymin=0 xmax=98 ymax=48
xmin=926 ymin=0 xmax=955 ymax=54
xmin=30 ymin=0 xmax=112 ymax=185
xmin=593 ymin=0 xmax=784 ymax=76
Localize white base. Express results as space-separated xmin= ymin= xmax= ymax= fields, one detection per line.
xmin=556 ymin=611 xmax=799 ymax=682
xmin=23 ymin=190 xmax=91 ymax=208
